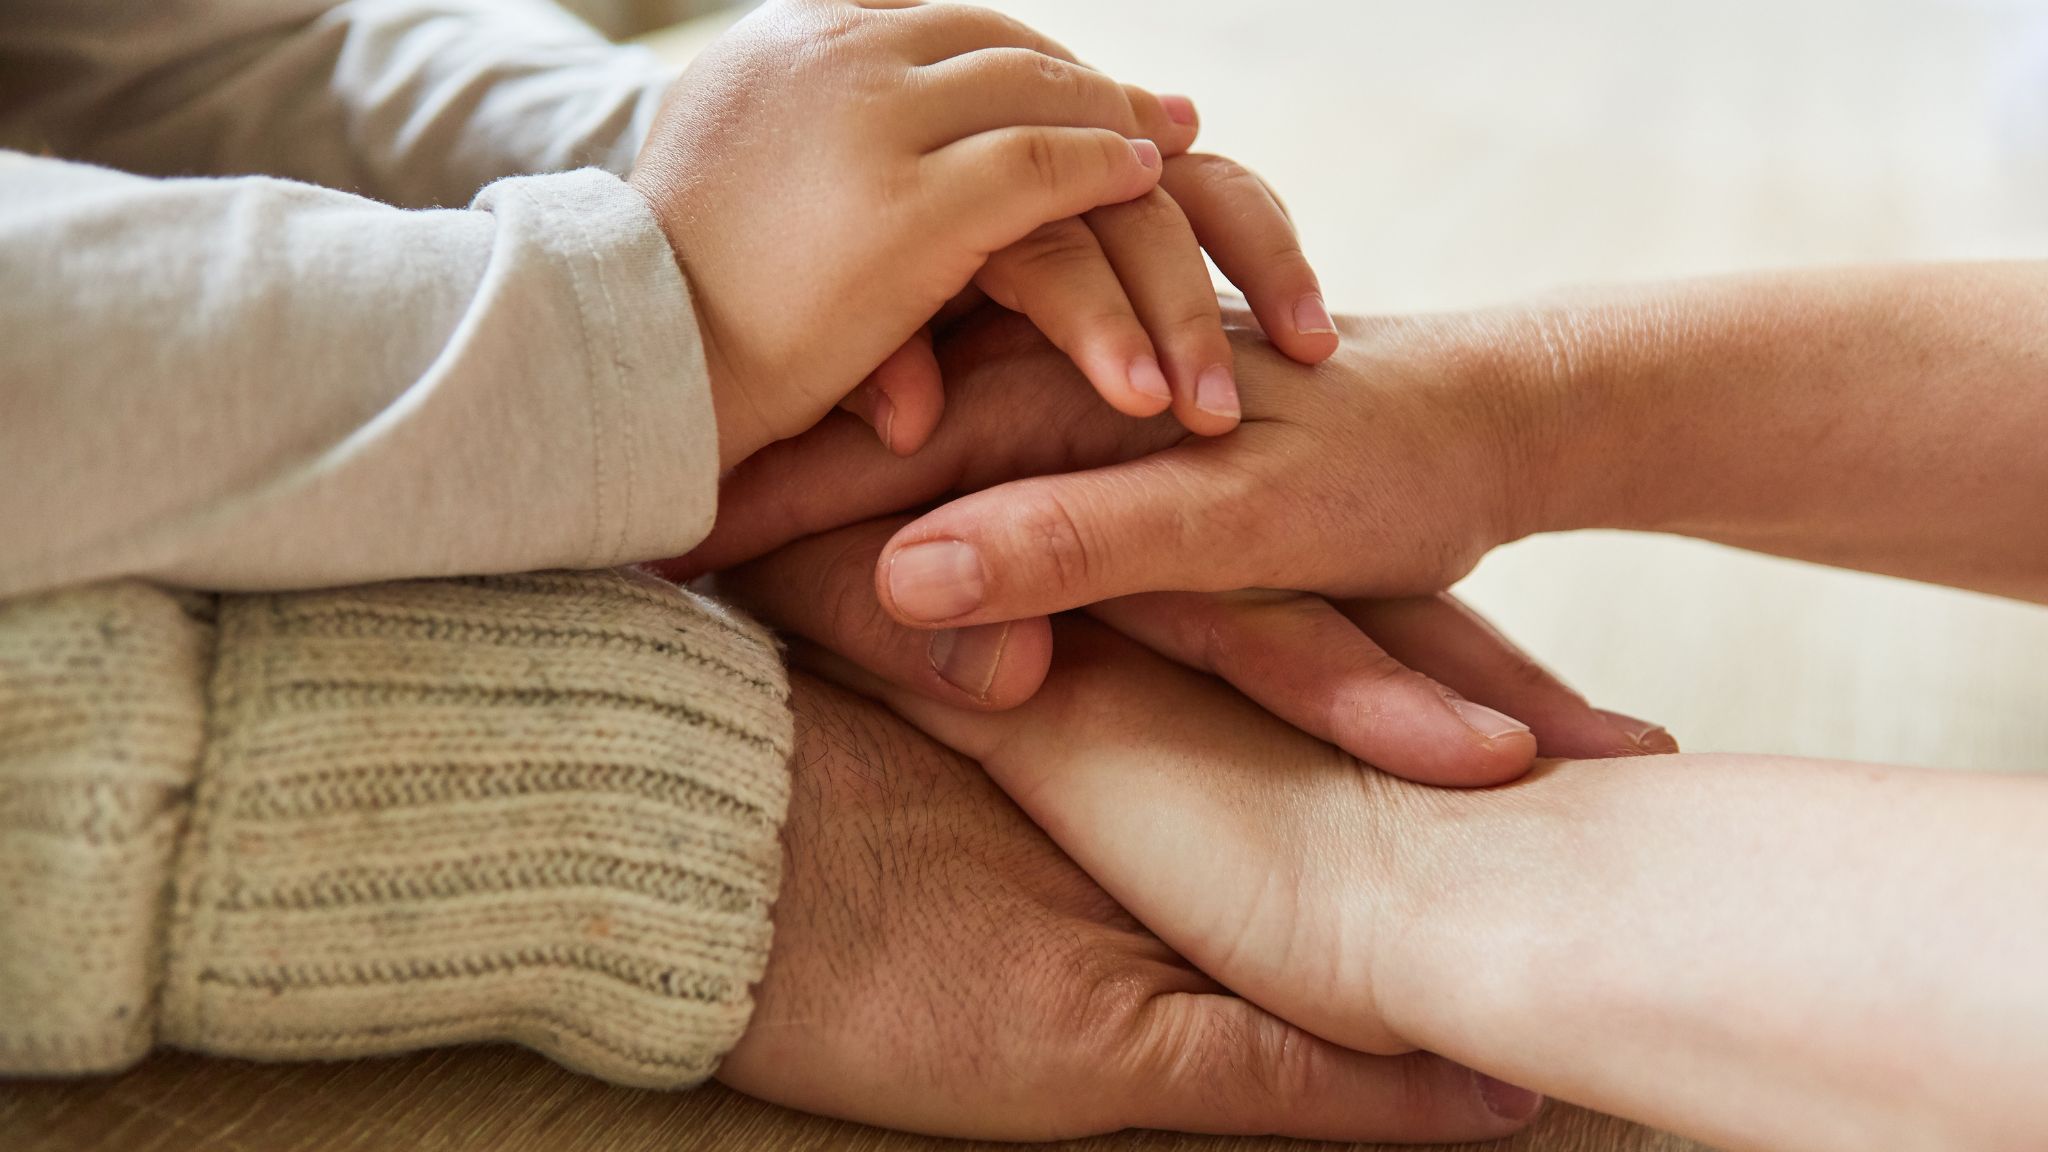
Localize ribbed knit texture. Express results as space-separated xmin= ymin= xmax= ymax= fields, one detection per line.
xmin=0 ymin=569 xmax=792 ymax=1089
xmin=0 ymin=583 xmax=214 ymax=1074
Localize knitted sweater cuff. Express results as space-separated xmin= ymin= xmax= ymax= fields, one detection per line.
xmin=158 ymin=569 xmax=792 ymax=1089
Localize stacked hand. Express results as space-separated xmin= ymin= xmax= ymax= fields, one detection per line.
xmin=632 ymin=0 xmax=1340 ymax=469
xmin=666 ymin=305 xmax=1674 ymax=786
xmin=717 ymin=673 xmax=1542 ymax=1140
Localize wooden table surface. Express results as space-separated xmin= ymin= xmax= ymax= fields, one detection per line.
xmin=10 ymin=1 xmax=2048 ymax=1149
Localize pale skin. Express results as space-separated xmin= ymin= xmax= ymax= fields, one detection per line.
xmin=631 ymin=0 xmax=1342 ymax=467
xmin=790 ymin=616 xmax=2048 ymax=1152
xmin=685 ymin=264 xmax=2048 ymax=1148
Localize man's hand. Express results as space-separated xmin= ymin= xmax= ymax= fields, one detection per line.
xmin=714 ymin=674 xmax=1542 ymax=1140
xmin=665 ymin=308 xmax=1670 ymax=784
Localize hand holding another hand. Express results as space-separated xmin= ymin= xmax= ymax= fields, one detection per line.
xmin=716 ymin=674 xmax=1540 ymax=1141
xmin=670 ymin=305 xmax=1670 ymax=786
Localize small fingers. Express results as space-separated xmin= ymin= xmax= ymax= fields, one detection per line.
xmin=1341 ymin=594 xmax=1679 ymax=759
xmin=1089 ymin=591 xmax=1536 ymax=786
xmin=921 ymin=126 xmax=1162 ymax=257
xmin=1086 ymin=189 xmax=1239 ymax=433
xmin=842 ymin=330 xmax=945 ymax=454
xmin=914 ymin=49 xmax=1195 ymax=154
xmin=881 ymin=1 xmax=1082 ymax=66
xmin=719 ymin=518 xmax=1054 ymax=710
xmin=1161 ymin=153 xmax=1337 ymax=364
xmin=1121 ymin=994 xmax=1543 ymax=1141
xmin=977 ymin=219 xmax=1172 ymax=417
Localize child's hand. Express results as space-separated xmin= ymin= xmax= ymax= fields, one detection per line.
xmin=842 ymin=150 xmax=1342 ymax=453
xmin=629 ymin=0 xmax=1195 ymax=469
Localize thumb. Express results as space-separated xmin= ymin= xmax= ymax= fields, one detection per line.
xmin=875 ymin=442 xmax=1280 ymax=627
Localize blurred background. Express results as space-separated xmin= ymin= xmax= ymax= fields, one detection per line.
xmin=632 ymin=0 xmax=2048 ymax=773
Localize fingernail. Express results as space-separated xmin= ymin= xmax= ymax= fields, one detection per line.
xmin=1131 ymin=138 xmax=1162 ymax=170
xmin=873 ymin=393 xmax=896 ymax=449
xmin=1194 ymin=364 xmax=1239 ymax=419
xmin=1294 ymin=293 xmax=1338 ymax=336
xmin=1596 ymin=708 xmax=1680 ymax=755
xmin=1129 ymin=355 xmax=1172 ymax=401
xmin=1161 ymin=94 xmax=1197 ymax=125
xmin=1474 ymin=1072 xmax=1544 ymax=1122
xmin=1448 ymin=698 xmax=1533 ymax=743
xmin=927 ymin=623 xmax=1012 ymax=700
xmin=886 ymin=540 xmax=985 ymax=623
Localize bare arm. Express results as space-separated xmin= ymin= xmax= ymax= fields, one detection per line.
xmin=825 ymin=264 xmax=2048 ymax=630
xmin=1523 ymin=262 xmax=2048 ymax=602
xmin=855 ymin=618 xmax=2048 ymax=1152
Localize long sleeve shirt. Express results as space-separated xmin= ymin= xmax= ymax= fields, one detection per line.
xmin=1 ymin=0 xmax=720 ymax=598
xmin=0 ymin=1 xmax=798 ymax=1089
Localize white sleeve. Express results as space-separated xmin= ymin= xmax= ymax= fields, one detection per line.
xmin=0 ymin=153 xmax=719 ymax=598
xmin=0 ymin=0 xmax=678 ymax=207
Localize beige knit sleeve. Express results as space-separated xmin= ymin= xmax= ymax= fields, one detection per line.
xmin=0 ymin=569 xmax=793 ymax=1089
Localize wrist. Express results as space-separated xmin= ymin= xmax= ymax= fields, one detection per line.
xmin=1368 ymin=765 xmax=1578 ymax=1065
xmin=1460 ymin=300 xmax=1655 ymax=542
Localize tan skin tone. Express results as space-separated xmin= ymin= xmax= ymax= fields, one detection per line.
xmin=724 ymin=573 xmax=2048 ymax=1152
xmin=691 ymin=268 xmax=2048 ymax=1147
xmin=849 ymin=264 xmax=2048 ymax=620
xmin=665 ymin=307 xmax=1676 ymax=787
xmin=715 ymin=674 xmax=1541 ymax=1142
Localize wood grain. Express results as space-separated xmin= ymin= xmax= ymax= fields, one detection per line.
xmin=0 ymin=1048 xmax=1705 ymax=1152
xmin=10 ymin=0 xmax=2048 ymax=1148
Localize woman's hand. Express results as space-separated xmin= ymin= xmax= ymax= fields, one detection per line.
xmin=667 ymin=307 xmax=1672 ymax=784
xmin=795 ymin=616 xmax=2048 ymax=1152
xmin=715 ymin=673 xmax=1542 ymax=1141
xmin=678 ymin=301 xmax=1550 ymax=622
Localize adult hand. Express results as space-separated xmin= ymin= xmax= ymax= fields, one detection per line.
xmin=714 ymin=674 xmax=1542 ymax=1140
xmin=810 ymin=619 xmax=2048 ymax=1152
xmin=667 ymin=309 xmax=1670 ymax=783
xmin=787 ymin=616 xmax=1494 ymax=1064
xmin=852 ymin=304 xmax=1548 ymax=626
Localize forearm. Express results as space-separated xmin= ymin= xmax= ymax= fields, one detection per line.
xmin=1507 ymin=264 xmax=2048 ymax=601
xmin=1382 ymin=751 xmax=2048 ymax=1152
xmin=0 ymin=154 xmax=714 ymax=597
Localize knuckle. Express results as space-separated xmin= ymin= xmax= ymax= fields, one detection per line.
xmin=1088 ymin=186 xmax=1178 ymax=230
xmin=1007 ymin=219 xmax=1101 ymax=271
xmin=1014 ymin=130 xmax=1066 ymax=190
xmin=1164 ymin=302 xmax=1226 ymax=338
xmin=1016 ymin=487 xmax=1097 ymax=594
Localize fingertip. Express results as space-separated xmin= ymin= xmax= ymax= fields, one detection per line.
xmin=1093 ymin=352 xmax=1173 ymax=418
xmin=1594 ymin=708 xmax=1681 ymax=756
xmin=1277 ymin=326 xmax=1342 ymax=365
xmin=1177 ymin=362 xmax=1240 ymax=435
xmin=927 ymin=615 xmax=1053 ymax=708
xmin=1472 ymin=1070 xmax=1546 ymax=1126
xmin=877 ymin=531 xmax=988 ymax=627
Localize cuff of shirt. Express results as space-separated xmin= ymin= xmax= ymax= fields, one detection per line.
xmin=473 ymin=169 xmax=722 ymax=567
